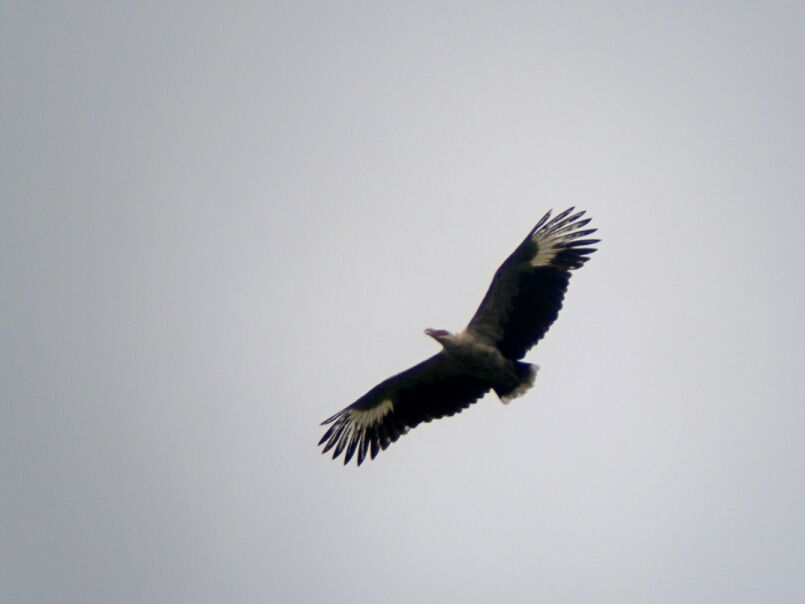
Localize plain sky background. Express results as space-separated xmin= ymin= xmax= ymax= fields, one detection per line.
xmin=3 ymin=2 xmax=804 ymax=603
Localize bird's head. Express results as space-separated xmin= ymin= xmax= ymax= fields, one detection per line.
xmin=424 ymin=328 xmax=452 ymax=345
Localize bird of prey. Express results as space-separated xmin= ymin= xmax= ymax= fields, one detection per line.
xmin=319 ymin=208 xmax=599 ymax=465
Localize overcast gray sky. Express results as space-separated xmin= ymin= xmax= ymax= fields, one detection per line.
xmin=3 ymin=2 xmax=804 ymax=603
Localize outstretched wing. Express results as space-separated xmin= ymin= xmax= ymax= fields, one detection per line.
xmin=467 ymin=208 xmax=599 ymax=360
xmin=319 ymin=353 xmax=491 ymax=465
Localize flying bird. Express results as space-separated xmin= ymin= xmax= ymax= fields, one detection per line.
xmin=319 ymin=207 xmax=599 ymax=465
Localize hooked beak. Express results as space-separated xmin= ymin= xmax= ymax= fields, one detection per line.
xmin=424 ymin=328 xmax=447 ymax=340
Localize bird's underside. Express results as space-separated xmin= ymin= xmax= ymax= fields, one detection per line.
xmin=319 ymin=207 xmax=599 ymax=465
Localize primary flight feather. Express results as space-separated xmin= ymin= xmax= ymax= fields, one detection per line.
xmin=319 ymin=208 xmax=599 ymax=465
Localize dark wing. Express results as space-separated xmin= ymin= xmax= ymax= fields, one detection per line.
xmin=467 ymin=208 xmax=599 ymax=360
xmin=319 ymin=353 xmax=491 ymax=465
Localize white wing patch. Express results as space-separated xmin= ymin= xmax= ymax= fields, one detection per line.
xmin=531 ymin=230 xmax=570 ymax=267
xmin=319 ymin=398 xmax=402 ymax=465
xmin=530 ymin=208 xmax=596 ymax=268
xmin=349 ymin=398 xmax=394 ymax=427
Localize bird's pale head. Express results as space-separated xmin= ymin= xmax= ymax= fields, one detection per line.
xmin=424 ymin=328 xmax=452 ymax=344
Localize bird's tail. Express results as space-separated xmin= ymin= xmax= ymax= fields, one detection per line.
xmin=494 ymin=362 xmax=539 ymax=404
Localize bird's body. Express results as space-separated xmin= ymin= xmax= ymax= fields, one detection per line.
xmin=436 ymin=330 xmax=536 ymax=400
xmin=319 ymin=208 xmax=599 ymax=465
